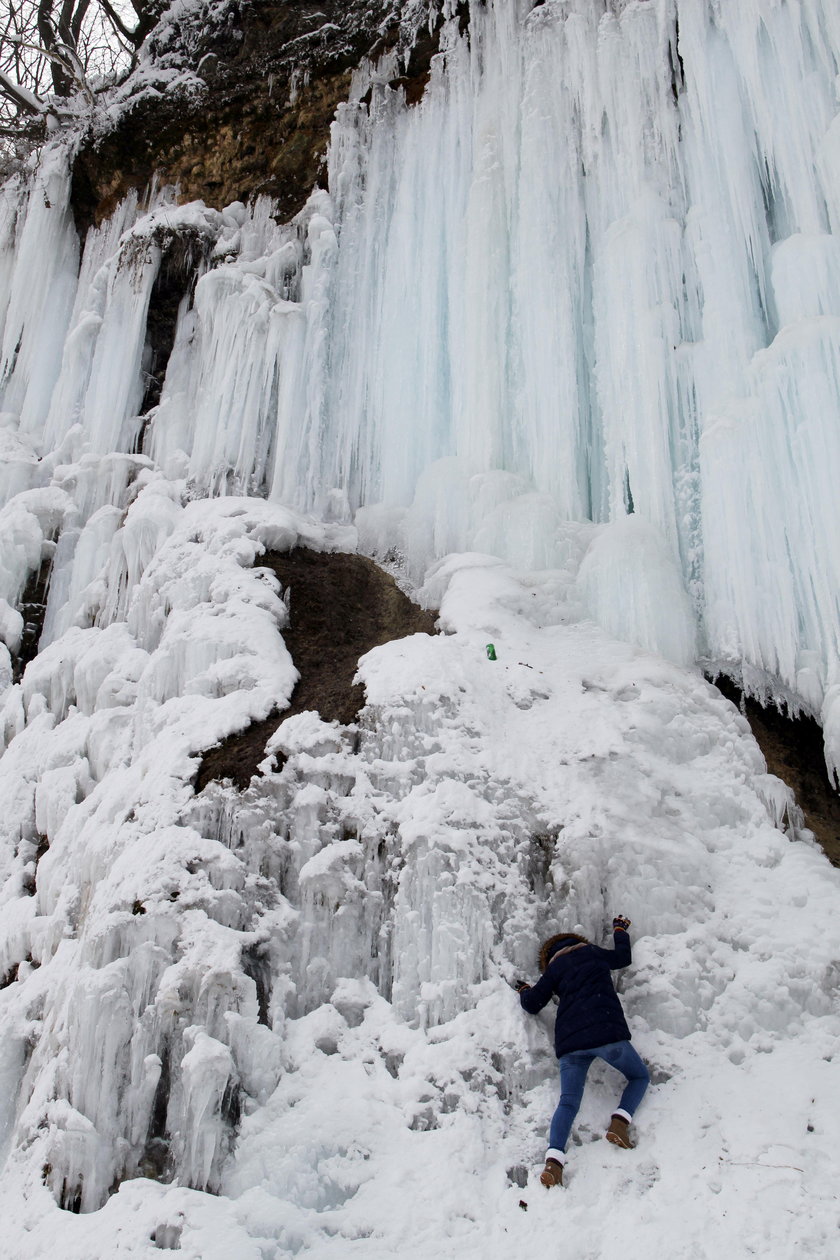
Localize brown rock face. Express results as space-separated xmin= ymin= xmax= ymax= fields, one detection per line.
xmin=70 ymin=0 xmax=462 ymax=233
xmin=712 ymin=676 xmax=840 ymax=868
xmin=194 ymin=547 xmax=438 ymax=793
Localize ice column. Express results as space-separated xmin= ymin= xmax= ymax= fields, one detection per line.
xmin=0 ymin=147 xmax=79 ymax=443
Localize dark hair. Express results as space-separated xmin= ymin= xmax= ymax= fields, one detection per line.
xmin=538 ymin=932 xmax=589 ymax=972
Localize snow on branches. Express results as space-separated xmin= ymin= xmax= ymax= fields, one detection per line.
xmin=0 ymin=0 xmax=162 ymax=164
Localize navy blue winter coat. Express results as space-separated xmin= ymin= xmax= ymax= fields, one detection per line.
xmin=519 ymin=928 xmax=632 ymax=1057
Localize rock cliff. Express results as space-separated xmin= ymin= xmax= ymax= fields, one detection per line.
xmin=70 ymin=0 xmax=460 ymax=231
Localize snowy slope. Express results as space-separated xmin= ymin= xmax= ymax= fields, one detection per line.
xmin=1 ymin=500 xmax=839 ymax=1257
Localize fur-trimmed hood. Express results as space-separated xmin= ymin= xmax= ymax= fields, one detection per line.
xmin=538 ymin=932 xmax=590 ymax=972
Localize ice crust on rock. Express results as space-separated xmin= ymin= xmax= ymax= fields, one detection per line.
xmin=1 ymin=0 xmax=840 ymax=1256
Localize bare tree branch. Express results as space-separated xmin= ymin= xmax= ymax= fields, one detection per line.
xmin=0 ymin=0 xmax=153 ymax=154
xmin=96 ymin=0 xmax=139 ymax=48
xmin=0 ymin=65 xmax=48 ymax=115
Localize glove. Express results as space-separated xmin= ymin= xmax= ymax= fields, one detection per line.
xmin=514 ymin=980 xmax=531 ymax=993
xmin=613 ymin=915 xmax=631 ymax=931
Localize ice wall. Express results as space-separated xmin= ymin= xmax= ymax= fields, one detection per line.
xmin=315 ymin=0 xmax=840 ymax=756
xmin=1 ymin=7 xmax=840 ymax=1241
xmin=3 ymin=1 xmax=840 ymax=766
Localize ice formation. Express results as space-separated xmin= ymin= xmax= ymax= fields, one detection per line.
xmin=1 ymin=1 xmax=840 ymax=1256
xmin=3 ymin=2 xmax=840 ymax=749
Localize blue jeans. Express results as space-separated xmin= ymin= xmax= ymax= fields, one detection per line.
xmin=549 ymin=1040 xmax=649 ymax=1152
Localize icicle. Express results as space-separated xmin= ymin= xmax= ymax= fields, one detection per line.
xmin=0 ymin=147 xmax=79 ymax=440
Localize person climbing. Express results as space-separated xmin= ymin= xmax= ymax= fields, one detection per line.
xmin=515 ymin=915 xmax=649 ymax=1189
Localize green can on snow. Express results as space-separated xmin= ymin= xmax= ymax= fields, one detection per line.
xmin=486 ymin=643 xmax=497 ymax=660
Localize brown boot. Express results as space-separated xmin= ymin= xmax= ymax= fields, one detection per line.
xmin=539 ymin=1158 xmax=564 ymax=1188
xmin=606 ymin=1114 xmax=634 ymax=1148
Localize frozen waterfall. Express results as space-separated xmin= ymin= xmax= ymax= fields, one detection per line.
xmin=1 ymin=2 xmax=840 ymax=1257
xmin=2 ymin=0 xmax=840 ymax=764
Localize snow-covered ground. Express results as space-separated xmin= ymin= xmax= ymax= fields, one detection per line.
xmin=0 ymin=488 xmax=838 ymax=1257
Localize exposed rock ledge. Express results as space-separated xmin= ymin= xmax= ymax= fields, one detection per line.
xmin=195 ymin=547 xmax=437 ymax=793
xmin=71 ymin=0 xmax=465 ymax=233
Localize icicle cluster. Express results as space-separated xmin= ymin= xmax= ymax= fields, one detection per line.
xmin=3 ymin=1 xmax=840 ymax=762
